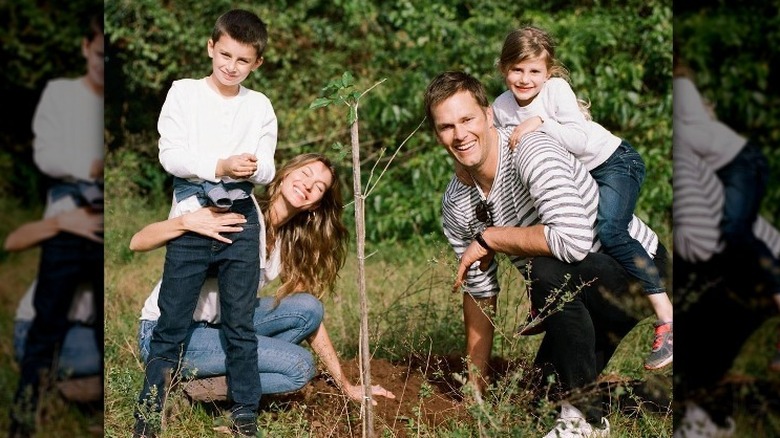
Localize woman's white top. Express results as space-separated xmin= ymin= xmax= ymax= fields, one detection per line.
xmin=140 ymin=196 xmax=281 ymax=323
xmin=15 ymin=281 xmax=94 ymax=324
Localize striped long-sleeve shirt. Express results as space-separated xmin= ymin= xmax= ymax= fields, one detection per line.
xmin=442 ymin=129 xmax=659 ymax=298
xmin=673 ymin=149 xmax=780 ymax=263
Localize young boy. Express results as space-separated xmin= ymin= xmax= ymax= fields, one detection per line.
xmin=133 ymin=9 xmax=277 ymax=438
xmin=10 ymin=10 xmax=104 ymax=438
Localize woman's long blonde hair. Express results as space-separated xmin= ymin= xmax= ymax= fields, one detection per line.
xmin=498 ymin=26 xmax=592 ymax=120
xmin=257 ymin=153 xmax=349 ymax=303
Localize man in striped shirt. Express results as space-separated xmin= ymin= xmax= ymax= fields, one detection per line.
xmin=424 ymin=71 xmax=668 ymax=437
xmin=674 ymin=149 xmax=780 ymax=437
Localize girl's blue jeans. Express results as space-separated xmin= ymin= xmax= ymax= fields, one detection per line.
xmin=590 ymin=139 xmax=664 ymax=294
xmin=715 ymin=141 xmax=780 ymax=294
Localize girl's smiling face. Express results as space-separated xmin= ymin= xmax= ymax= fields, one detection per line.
xmin=504 ymin=55 xmax=551 ymax=107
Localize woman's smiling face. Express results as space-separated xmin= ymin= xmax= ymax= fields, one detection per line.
xmin=281 ymin=160 xmax=333 ymax=212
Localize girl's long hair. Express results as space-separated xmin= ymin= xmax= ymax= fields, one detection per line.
xmin=257 ymin=153 xmax=349 ymax=303
xmin=498 ymin=26 xmax=592 ymax=120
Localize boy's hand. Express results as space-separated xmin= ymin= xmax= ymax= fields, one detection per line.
xmin=89 ymin=159 xmax=104 ymax=180
xmin=508 ymin=116 xmax=543 ymax=150
xmin=217 ymin=153 xmax=258 ymax=179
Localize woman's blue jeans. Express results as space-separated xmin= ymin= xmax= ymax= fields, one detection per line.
xmin=139 ymin=293 xmax=322 ymax=395
xmin=136 ymin=198 xmax=261 ymax=418
xmin=14 ymin=320 xmax=100 ymax=378
xmin=590 ymin=139 xmax=664 ymax=294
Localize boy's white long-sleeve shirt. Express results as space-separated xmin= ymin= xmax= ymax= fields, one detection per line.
xmin=32 ymin=78 xmax=103 ymax=181
xmin=673 ymin=77 xmax=746 ymax=170
xmin=158 ymin=78 xmax=277 ymax=187
xmin=492 ymin=77 xmax=621 ymax=171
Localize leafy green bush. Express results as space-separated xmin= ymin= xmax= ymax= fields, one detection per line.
xmin=105 ymin=0 xmax=673 ymax=244
xmin=675 ymin=2 xmax=780 ymax=224
xmin=0 ymin=0 xmax=101 ymax=205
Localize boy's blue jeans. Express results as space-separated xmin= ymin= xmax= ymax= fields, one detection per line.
xmin=590 ymin=139 xmax=664 ymax=295
xmin=136 ymin=198 xmax=261 ymax=419
xmin=139 ymin=293 xmax=322 ymax=395
xmin=12 ymin=232 xmax=103 ymax=423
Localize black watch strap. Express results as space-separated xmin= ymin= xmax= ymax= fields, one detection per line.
xmin=475 ymin=231 xmax=491 ymax=251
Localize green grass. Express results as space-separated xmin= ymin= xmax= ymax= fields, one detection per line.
xmin=103 ymin=196 xmax=679 ymax=437
xmin=5 ymin=195 xmax=778 ymax=436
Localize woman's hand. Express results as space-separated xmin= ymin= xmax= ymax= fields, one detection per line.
xmin=180 ymin=206 xmax=246 ymax=244
xmin=342 ymin=382 xmax=396 ymax=406
xmin=308 ymin=324 xmax=396 ymax=406
xmin=57 ymin=207 xmax=104 ymax=243
xmin=129 ymin=206 xmax=247 ymax=252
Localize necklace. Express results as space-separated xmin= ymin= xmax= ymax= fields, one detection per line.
xmin=466 ymin=170 xmax=488 ymax=201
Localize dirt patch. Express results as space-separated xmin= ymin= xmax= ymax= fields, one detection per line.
xmin=262 ymin=355 xmax=473 ymax=437
xmin=190 ymin=354 xmax=670 ymax=437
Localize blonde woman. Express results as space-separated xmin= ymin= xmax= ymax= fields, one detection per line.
xmin=132 ymin=153 xmax=394 ymax=438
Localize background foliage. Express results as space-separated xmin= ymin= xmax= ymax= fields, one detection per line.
xmin=674 ymin=0 xmax=780 ymax=223
xmin=0 ymin=0 xmax=102 ymax=207
xmin=0 ymin=0 xmax=674 ymax=244
xmin=100 ymin=0 xmax=673 ymax=245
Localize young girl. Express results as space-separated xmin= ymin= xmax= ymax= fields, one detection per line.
xmin=674 ymin=53 xmax=780 ymax=373
xmin=492 ymin=26 xmax=673 ymax=371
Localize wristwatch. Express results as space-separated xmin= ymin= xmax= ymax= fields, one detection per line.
xmin=475 ymin=231 xmax=491 ymax=251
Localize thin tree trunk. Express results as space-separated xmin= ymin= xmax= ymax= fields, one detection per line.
xmin=350 ymin=106 xmax=374 ymax=437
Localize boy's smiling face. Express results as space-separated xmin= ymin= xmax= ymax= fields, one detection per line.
xmin=82 ymin=33 xmax=104 ymax=95
xmin=207 ymin=34 xmax=263 ymax=91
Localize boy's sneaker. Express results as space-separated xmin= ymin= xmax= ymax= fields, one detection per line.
xmin=542 ymin=402 xmax=610 ymax=438
xmin=644 ymin=321 xmax=673 ymax=370
xmin=232 ymin=413 xmax=261 ymax=438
